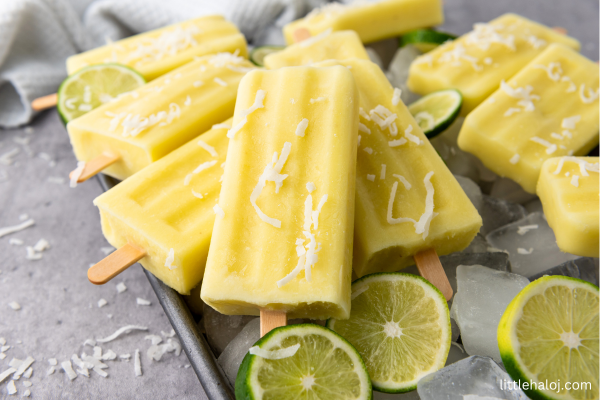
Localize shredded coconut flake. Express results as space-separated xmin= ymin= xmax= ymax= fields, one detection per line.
xmin=116 ymin=282 xmax=127 ymax=293
xmin=359 ymin=107 xmax=371 ymax=121
xmin=136 ymin=298 xmax=151 ymax=306
xmin=306 ymin=182 xmax=316 ymax=193
xmin=530 ymin=137 xmax=557 ymax=154
xmin=500 ymin=80 xmax=540 ymax=112
xmin=0 ymin=219 xmax=35 ymax=239
xmin=570 ymin=175 xmax=579 ymax=187
xmin=228 ymin=90 xmax=266 ymax=138
xmin=0 ymin=368 xmax=16 ymax=384
xmin=6 ymin=380 xmax=16 ymax=395
xmin=165 ymin=248 xmax=177 ymax=270
xmin=213 ymin=204 xmax=224 ymax=218
xmin=388 ymin=138 xmax=407 ymax=147
xmin=579 ymin=84 xmax=599 ymax=104
xmin=191 ymin=190 xmax=203 ymax=199
xmin=61 ymin=361 xmax=77 ymax=380
xmin=366 ymin=174 xmax=375 ymax=182
xmin=295 ymin=118 xmax=309 ymax=137
xmin=299 ymin=28 xmax=332 ymax=48
xmin=98 ymin=299 xmax=107 ymax=308
xmin=517 ymin=247 xmax=534 ymax=255
xmin=509 ymin=154 xmax=520 ymax=164
xmin=561 ymin=115 xmax=581 ymax=130
xmin=193 ymin=160 xmax=217 ymax=174
xmin=380 ymin=164 xmax=386 ymax=179
xmin=552 ymin=156 xmax=598 ymax=176
xmin=249 ymin=344 xmax=300 ymax=359
xmin=309 ymin=97 xmax=326 ymax=104
xmin=8 ymin=302 xmax=20 ymax=311
xmin=393 ymin=174 xmax=412 ymax=190
xmin=533 ymin=62 xmax=562 ymax=81
xmin=517 ymin=224 xmax=539 ymax=235
xmin=358 ymin=123 xmax=371 ymax=134
xmin=134 ymin=350 xmax=142 ymax=377
xmin=193 ymin=80 xmax=204 ymax=88
xmin=96 ymin=325 xmax=148 ymax=343
xmin=213 ymin=77 xmax=227 ymax=87
xmin=250 ymin=142 xmax=292 ymax=228
xmin=70 ymin=161 xmax=86 ymax=188
xmin=197 ymin=140 xmax=218 ymax=157
xmin=404 ymin=125 xmax=422 ymax=145
xmin=184 ymin=96 xmax=191 ymax=106
xmin=438 ymin=43 xmax=482 ymax=71
xmin=363 ymin=147 xmax=373 ymax=155
xmin=504 ymin=107 xmax=521 ymax=117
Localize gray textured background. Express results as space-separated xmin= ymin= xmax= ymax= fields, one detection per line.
xmin=0 ymin=0 xmax=598 ymax=399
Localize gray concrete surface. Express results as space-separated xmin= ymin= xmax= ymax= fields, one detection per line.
xmin=0 ymin=0 xmax=597 ymax=398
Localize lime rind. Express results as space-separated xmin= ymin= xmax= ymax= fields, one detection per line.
xmin=408 ymin=89 xmax=462 ymax=139
xmin=250 ymin=46 xmax=285 ymax=67
xmin=498 ymin=276 xmax=599 ymax=400
xmin=327 ymin=272 xmax=451 ymax=394
xmin=57 ymin=63 xmax=145 ymax=123
xmin=236 ymin=324 xmax=372 ymax=400
xmin=399 ymin=29 xmax=457 ymax=53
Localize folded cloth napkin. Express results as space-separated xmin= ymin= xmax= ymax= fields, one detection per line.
xmin=0 ymin=0 xmax=328 ymax=128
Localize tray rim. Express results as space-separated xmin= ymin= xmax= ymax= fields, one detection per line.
xmin=96 ymin=173 xmax=234 ymax=400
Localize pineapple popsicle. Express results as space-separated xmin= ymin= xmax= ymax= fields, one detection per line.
xmin=457 ymin=43 xmax=599 ymax=194
xmin=67 ymin=16 xmax=248 ymax=81
xmin=407 ymin=14 xmax=580 ymax=114
xmin=283 ymin=0 xmax=443 ymax=45
xmin=537 ymin=157 xmax=599 ymax=258
xmin=201 ymin=66 xmax=359 ymax=320
xmin=316 ymin=58 xmax=482 ymax=278
xmin=92 ymin=122 xmax=230 ymax=294
xmin=264 ymin=30 xmax=369 ymax=70
xmin=67 ymin=52 xmax=255 ymax=181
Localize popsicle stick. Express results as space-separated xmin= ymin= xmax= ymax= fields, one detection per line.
xmin=293 ymin=28 xmax=312 ymax=43
xmin=414 ymin=248 xmax=453 ymax=301
xmin=88 ymin=243 xmax=146 ymax=285
xmin=69 ymin=153 xmax=120 ymax=183
xmin=260 ymin=309 xmax=287 ymax=337
xmin=31 ymin=93 xmax=58 ymax=111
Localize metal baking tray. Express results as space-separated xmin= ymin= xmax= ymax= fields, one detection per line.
xmin=97 ymin=174 xmax=234 ymax=400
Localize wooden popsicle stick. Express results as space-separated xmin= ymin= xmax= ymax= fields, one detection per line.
xmin=414 ymin=248 xmax=453 ymax=301
xmin=69 ymin=153 xmax=120 ymax=183
xmin=260 ymin=309 xmax=287 ymax=337
xmin=31 ymin=93 xmax=58 ymax=111
xmin=88 ymin=243 xmax=146 ymax=285
xmin=552 ymin=27 xmax=567 ymax=35
xmin=293 ymin=28 xmax=312 ymax=43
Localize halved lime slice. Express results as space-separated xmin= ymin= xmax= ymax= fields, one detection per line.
xmin=399 ymin=29 xmax=456 ymax=53
xmin=327 ymin=273 xmax=451 ymax=393
xmin=498 ymin=276 xmax=599 ymax=400
xmin=250 ymin=46 xmax=285 ymax=67
xmin=235 ymin=324 xmax=372 ymax=400
xmin=408 ymin=89 xmax=462 ymax=139
xmin=57 ymin=63 xmax=145 ymax=123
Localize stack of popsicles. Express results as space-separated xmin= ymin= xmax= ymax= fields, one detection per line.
xmin=61 ymin=1 xmax=597 ymax=343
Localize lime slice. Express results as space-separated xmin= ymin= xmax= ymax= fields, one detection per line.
xmin=399 ymin=29 xmax=456 ymax=53
xmin=498 ymin=276 xmax=599 ymax=400
xmin=235 ymin=324 xmax=372 ymax=400
xmin=408 ymin=89 xmax=462 ymax=139
xmin=327 ymin=273 xmax=451 ymax=393
xmin=250 ymin=46 xmax=285 ymax=67
xmin=58 ymin=63 xmax=145 ymax=123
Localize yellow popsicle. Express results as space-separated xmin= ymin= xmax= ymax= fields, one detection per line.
xmin=201 ymin=66 xmax=359 ymax=320
xmin=283 ymin=0 xmax=443 ymax=45
xmin=537 ymin=157 xmax=599 ymax=258
xmin=93 ymin=121 xmax=230 ymax=294
xmin=316 ymin=58 xmax=482 ymax=278
xmin=264 ymin=30 xmax=369 ymax=69
xmin=408 ymin=14 xmax=580 ymax=114
xmin=67 ymin=16 xmax=248 ymax=81
xmin=457 ymin=43 xmax=599 ymax=193
xmin=67 ymin=52 xmax=255 ymax=180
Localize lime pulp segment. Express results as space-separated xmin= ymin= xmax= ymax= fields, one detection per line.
xmin=328 ymin=273 xmax=451 ymax=393
xmin=408 ymin=89 xmax=462 ymax=139
xmin=57 ymin=63 xmax=145 ymax=123
xmin=498 ymin=276 xmax=599 ymax=400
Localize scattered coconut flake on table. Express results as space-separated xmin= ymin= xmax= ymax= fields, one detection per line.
xmin=517 ymin=247 xmax=534 ymax=255
xmin=98 ymin=299 xmax=108 ymax=308
xmin=96 ymin=325 xmax=148 ymax=343
xmin=0 ymin=148 xmax=19 ymax=165
xmin=13 ymin=356 xmax=34 ymax=378
xmin=0 ymin=338 xmax=5 ymax=345
xmin=137 ymin=298 xmax=151 ymax=306
xmin=119 ymin=354 xmax=131 ymax=360
xmin=46 ymin=367 xmax=55 ymax=376
xmin=8 ymin=302 xmax=21 ymax=311
xmin=517 ymin=225 xmax=538 ymax=235
xmin=0 ymin=219 xmax=35 ymax=239
xmin=83 ymin=339 xmax=96 ymax=347
xmin=0 ymin=368 xmax=16 ymax=384
xmin=101 ymin=350 xmax=117 ymax=361
xmin=47 ymin=177 xmax=65 ymax=184
xmin=145 ymin=335 xmax=162 ymax=345
xmin=570 ymin=175 xmax=579 ymax=187
xmin=22 ymin=389 xmax=31 ymax=397
xmin=249 ymin=344 xmax=300 ymax=360
xmin=61 ymin=361 xmax=77 ymax=381
xmin=161 ymin=330 xmax=176 ymax=338
xmin=134 ymin=350 xmax=142 ymax=377
xmin=1 ymin=346 xmax=9 ymax=352
xmin=25 ymin=246 xmax=43 ymax=261
xmin=9 ymin=238 xmax=23 ymax=245
xmin=392 ymin=88 xmax=402 ymax=106
xmin=295 ymin=118 xmax=309 ymax=137
xmin=116 ymin=282 xmax=127 ymax=293
xmin=70 ymin=161 xmax=86 ymax=188
xmin=48 ymin=359 xmax=57 ymax=366
xmin=6 ymin=380 xmax=17 ymax=395
xmin=23 ymin=380 xmax=32 ymax=387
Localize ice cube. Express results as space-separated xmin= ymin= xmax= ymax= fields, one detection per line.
xmin=460 ymin=234 xmax=491 ymax=254
xmin=486 ymin=212 xmax=580 ymax=277
xmin=489 ymin=177 xmax=537 ymax=204
xmin=523 ymin=198 xmax=544 ymax=214
xmin=365 ymin=37 xmax=398 ymax=69
xmin=366 ymin=48 xmax=384 ymax=69
xmin=440 ymin=252 xmax=511 ymax=295
xmin=217 ymin=318 xmax=261 ymax=387
xmin=204 ymin=304 xmax=256 ymax=356
xmin=480 ymin=195 xmax=527 ymax=235
xmin=450 ymin=265 xmax=529 ymax=362
xmin=386 ymin=45 xmax=422 ymax=104
xmin=529 ymin=257 xmax=599 ymax=286
xmin=417 ymin=356 xmax=528 ymax=400
xmin=454 ymin=175 xmax=483 ymax=214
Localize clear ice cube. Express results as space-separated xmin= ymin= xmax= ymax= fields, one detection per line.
xmin=417 ymin=356 xmax=528 ymax=400
xmin=386 ymin=45 xmax=422 ymax=104
xmin=486 ymin=212 xmax=579 ymax=277
xmin=529 ymin=257 xmax=599 ymax=286
xmin=454 ymin=175 xmax=483 ymax=214
xmin=489 ymin=177 xmax=537 ymax=204
xmin=440 ymin=252 xmax=511 ymax=296
xmin=217 ymin=318 xmax=261 ymax=387
xmin=450 ymin=265 xmax=529 ymax=362
xmin=204 ymin=303 xmax=256 ymax=356
xmin=480 ymin=195 xmax=527 ymax=235
xmin=460 ymin=234 xmax=491 ymax=254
